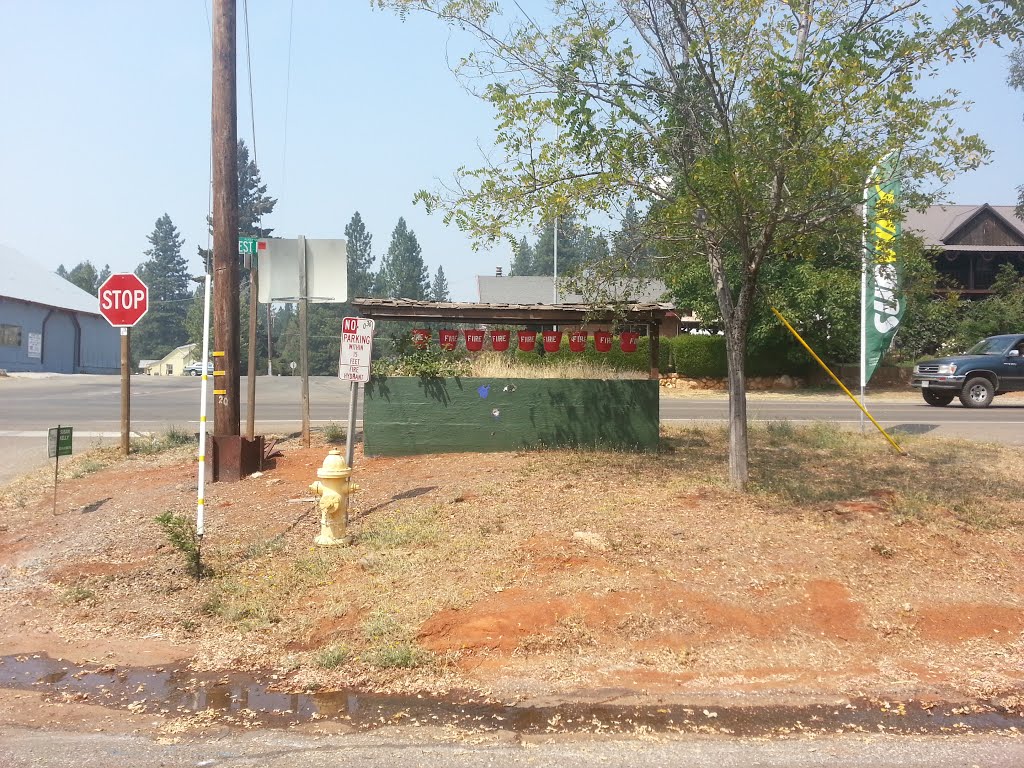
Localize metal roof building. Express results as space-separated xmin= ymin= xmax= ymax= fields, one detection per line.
xmin=0 ymin=244 xmax=120 ymax=373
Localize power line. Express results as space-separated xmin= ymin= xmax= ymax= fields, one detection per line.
xmin=281 ymin=0 xmax=296 ymax=206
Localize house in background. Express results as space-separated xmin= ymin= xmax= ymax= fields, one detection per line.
xmin=905 ymin=205 xmax=1024 ymax=297
xmin=476 ymin=273 xmax=697 ymax=336
xmin=0 ymin=244 xmax=119 ymax=374
xmin=142 ymin=343 xmax=198 ymax=376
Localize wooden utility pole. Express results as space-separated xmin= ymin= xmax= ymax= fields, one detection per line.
xmin=212 ymin=0 xmax=240 ymax=437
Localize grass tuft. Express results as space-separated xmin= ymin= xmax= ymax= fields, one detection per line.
xmin=321 ymin=422 xmax=346 ymax=444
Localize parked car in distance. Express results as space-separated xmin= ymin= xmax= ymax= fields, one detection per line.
xmin=183 ymin=361 xmax=214 ymax=376
xmin=911 ymin=334 xmax=1024 ymax=408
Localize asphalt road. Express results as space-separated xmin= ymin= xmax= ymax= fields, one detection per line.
xmin=2 ymin=726 xmax=1024 ymax=768
xmin=2 ymin=373 xmax=1022 ymax=484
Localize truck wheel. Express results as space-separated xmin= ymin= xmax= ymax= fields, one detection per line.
xmin=959 ymin=377 xmax=994 ymax=408
xmin=922 ymin=389 xmax=955 ymax=407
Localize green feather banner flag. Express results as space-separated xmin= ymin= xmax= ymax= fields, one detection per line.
xmin=861 ymin=154 xmax=904 ymax=388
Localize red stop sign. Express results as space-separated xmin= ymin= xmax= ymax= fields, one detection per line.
xmin=98 ymin=273 xmax=149 ymax=327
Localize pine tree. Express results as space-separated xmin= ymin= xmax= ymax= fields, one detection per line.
xmin=345 ymin=211 xmax=375 ymax=299
xmin=133 ymin=214 xmax=191 ymax=361
xmin=375 ymin=218 xmax=429 ymax=299
xmin=238 ymin=140 xmax=277 ymax=237
xmin=56 ymin=261 xmax=111 ymax=296
xmin=430 ymin=265 xmax=450 ymax=302
xmin=510 ymin=236 xmax=534 ymax=276
xmin=612 ymin=202 xmax=655 ymax=269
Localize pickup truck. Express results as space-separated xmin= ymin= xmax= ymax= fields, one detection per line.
xmin=911 ymin=334 xmax=1024 ymax=407
xmin=183 ymin=361 xmax=214 ymax=376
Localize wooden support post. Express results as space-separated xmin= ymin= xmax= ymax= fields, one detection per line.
xmin=649 ymin=322 xmax=661 ymax=380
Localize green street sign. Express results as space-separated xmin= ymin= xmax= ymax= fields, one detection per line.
xmin=47 ymin=426 xmax=73 ymax=458
xmin=238 ymin=237 xmax=258 ymax=255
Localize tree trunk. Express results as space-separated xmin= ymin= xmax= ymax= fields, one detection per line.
xmin=722 ymin=323 xmax=749 ymax=491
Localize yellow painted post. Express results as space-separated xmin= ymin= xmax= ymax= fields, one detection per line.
xmin=770 ymin=307 xmax=905 ymax=455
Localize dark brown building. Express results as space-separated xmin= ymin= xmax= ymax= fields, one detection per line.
xmin=905 ymin=204 xmax=1024 ymax=297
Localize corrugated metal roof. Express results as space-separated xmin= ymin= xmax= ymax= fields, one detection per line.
xmin=0 ymin=243 xmax=105 ymax=315
xmin=904 ymin=205 xmax=1024 ymax=247
xmin=353 ymin=297 xmax=673 ymax=325
xmin=477 ymin=275 xmax=670 ymax=304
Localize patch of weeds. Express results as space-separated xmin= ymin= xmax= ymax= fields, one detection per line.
xmin=200 ymin=591 xmax=225 ymax=617
xmin=763 ymin=420 xmax=797 ymax=443
xmin=293 ymin=552 xmax=336 ymax=582
xmin=201 ymin=581 xmax=281 ymax=629
xmin=243 ymin=537 xmax=285 ymax=560
xmin=179 ymin=618 xmax=199 ymax=632
xmin=358 ymin=508 xmax=441 ymax=550
xmin=366 ymin=642 xmax=428 ymax=669
xmin=321 ymin=422 xmax=346 ymax=444
xmin=953 ymin=502 xmax=1012 ymax=531
xmin=889 ymin=492 xmax=934 ymax=525
xmin=362 ymin=609 xmax=404 ymax=643
xmin=803 ymin=422 xmax=849 ymax=450
xmin=132 ymin=426 xmax=195 ymax=455
xmin=70 ymin=458 xmax=107 ymax=479
xmin=870 ymin=542 xmax=896 ymax=559
xmin=61 ymin=585 xmax=95 ymax=605
xmin=155 ymin=511 xmax=208 ymax=578
xmin=316 ymin=644 xmax=352 ymax=669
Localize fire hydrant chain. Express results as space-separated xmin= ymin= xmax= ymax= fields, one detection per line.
xmin=309 ymin=449 xmax=359 ymax=546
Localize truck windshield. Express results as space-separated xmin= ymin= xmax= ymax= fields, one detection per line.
xmin=965 ymin=337 xmax=1012 ymax=356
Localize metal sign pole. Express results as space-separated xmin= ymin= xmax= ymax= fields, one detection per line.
xmin=53 ymin=424 xmax=60 ymax=516
xmin=298 ymin=235 xmax=311 ymax=448
xmin=120 ymin=328 xmax=130 ymax=455
xmin=345 ymin=382 xmax=358 ymax=470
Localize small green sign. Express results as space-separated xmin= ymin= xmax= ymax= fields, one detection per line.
xmin=47 ymin=426 xmax=73 ymax=458
xmin=238 ymin=237 xmax=258 ymax=255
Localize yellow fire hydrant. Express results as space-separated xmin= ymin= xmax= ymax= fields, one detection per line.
xmin=309 ymin=449 xmax=359 ymax=546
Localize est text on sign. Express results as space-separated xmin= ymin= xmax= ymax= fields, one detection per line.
xmin=338 ymin=317 xmax=375 ymax=383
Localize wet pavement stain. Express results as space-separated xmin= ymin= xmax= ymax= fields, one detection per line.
xmin=1 ymin=653 xmax=1023 ymax=736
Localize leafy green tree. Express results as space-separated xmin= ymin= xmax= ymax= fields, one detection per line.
xmin=375 ymin=217 xmax=429 ymax=299
xmin=951 ymin=265 xmax=1024 ymax=349
xmin=431 ymin=265 xmax=451 ymax=302
xmin=1011 ymin=47 xmax=1024 ymax=219
xmin=133 ymin=214 xmax=191 ymax=361
xmin=56 ymin=261 xmax=111 ymax=296
xmin=380 ymin=0 xmax=1015 ymax=490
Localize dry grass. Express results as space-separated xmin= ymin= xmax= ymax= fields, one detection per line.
xmin=469 ymin=354 xmax=647 ymax=380
xmin=9 ymin=423 xmax=1024 ymax=701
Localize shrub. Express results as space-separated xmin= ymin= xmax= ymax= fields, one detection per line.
xmin=155 ymin=511 xmax=207 ymax=578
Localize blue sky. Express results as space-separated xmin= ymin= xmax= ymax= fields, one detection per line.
xmin=1 ymin=2 xmax=1022 ymax=302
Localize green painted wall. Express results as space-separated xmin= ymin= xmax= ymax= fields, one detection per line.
xmin=363 ymin=377 xmax=659 ymax=455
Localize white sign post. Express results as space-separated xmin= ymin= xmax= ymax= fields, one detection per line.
xmin=339 ymin=317 xmax=374 ymax=468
